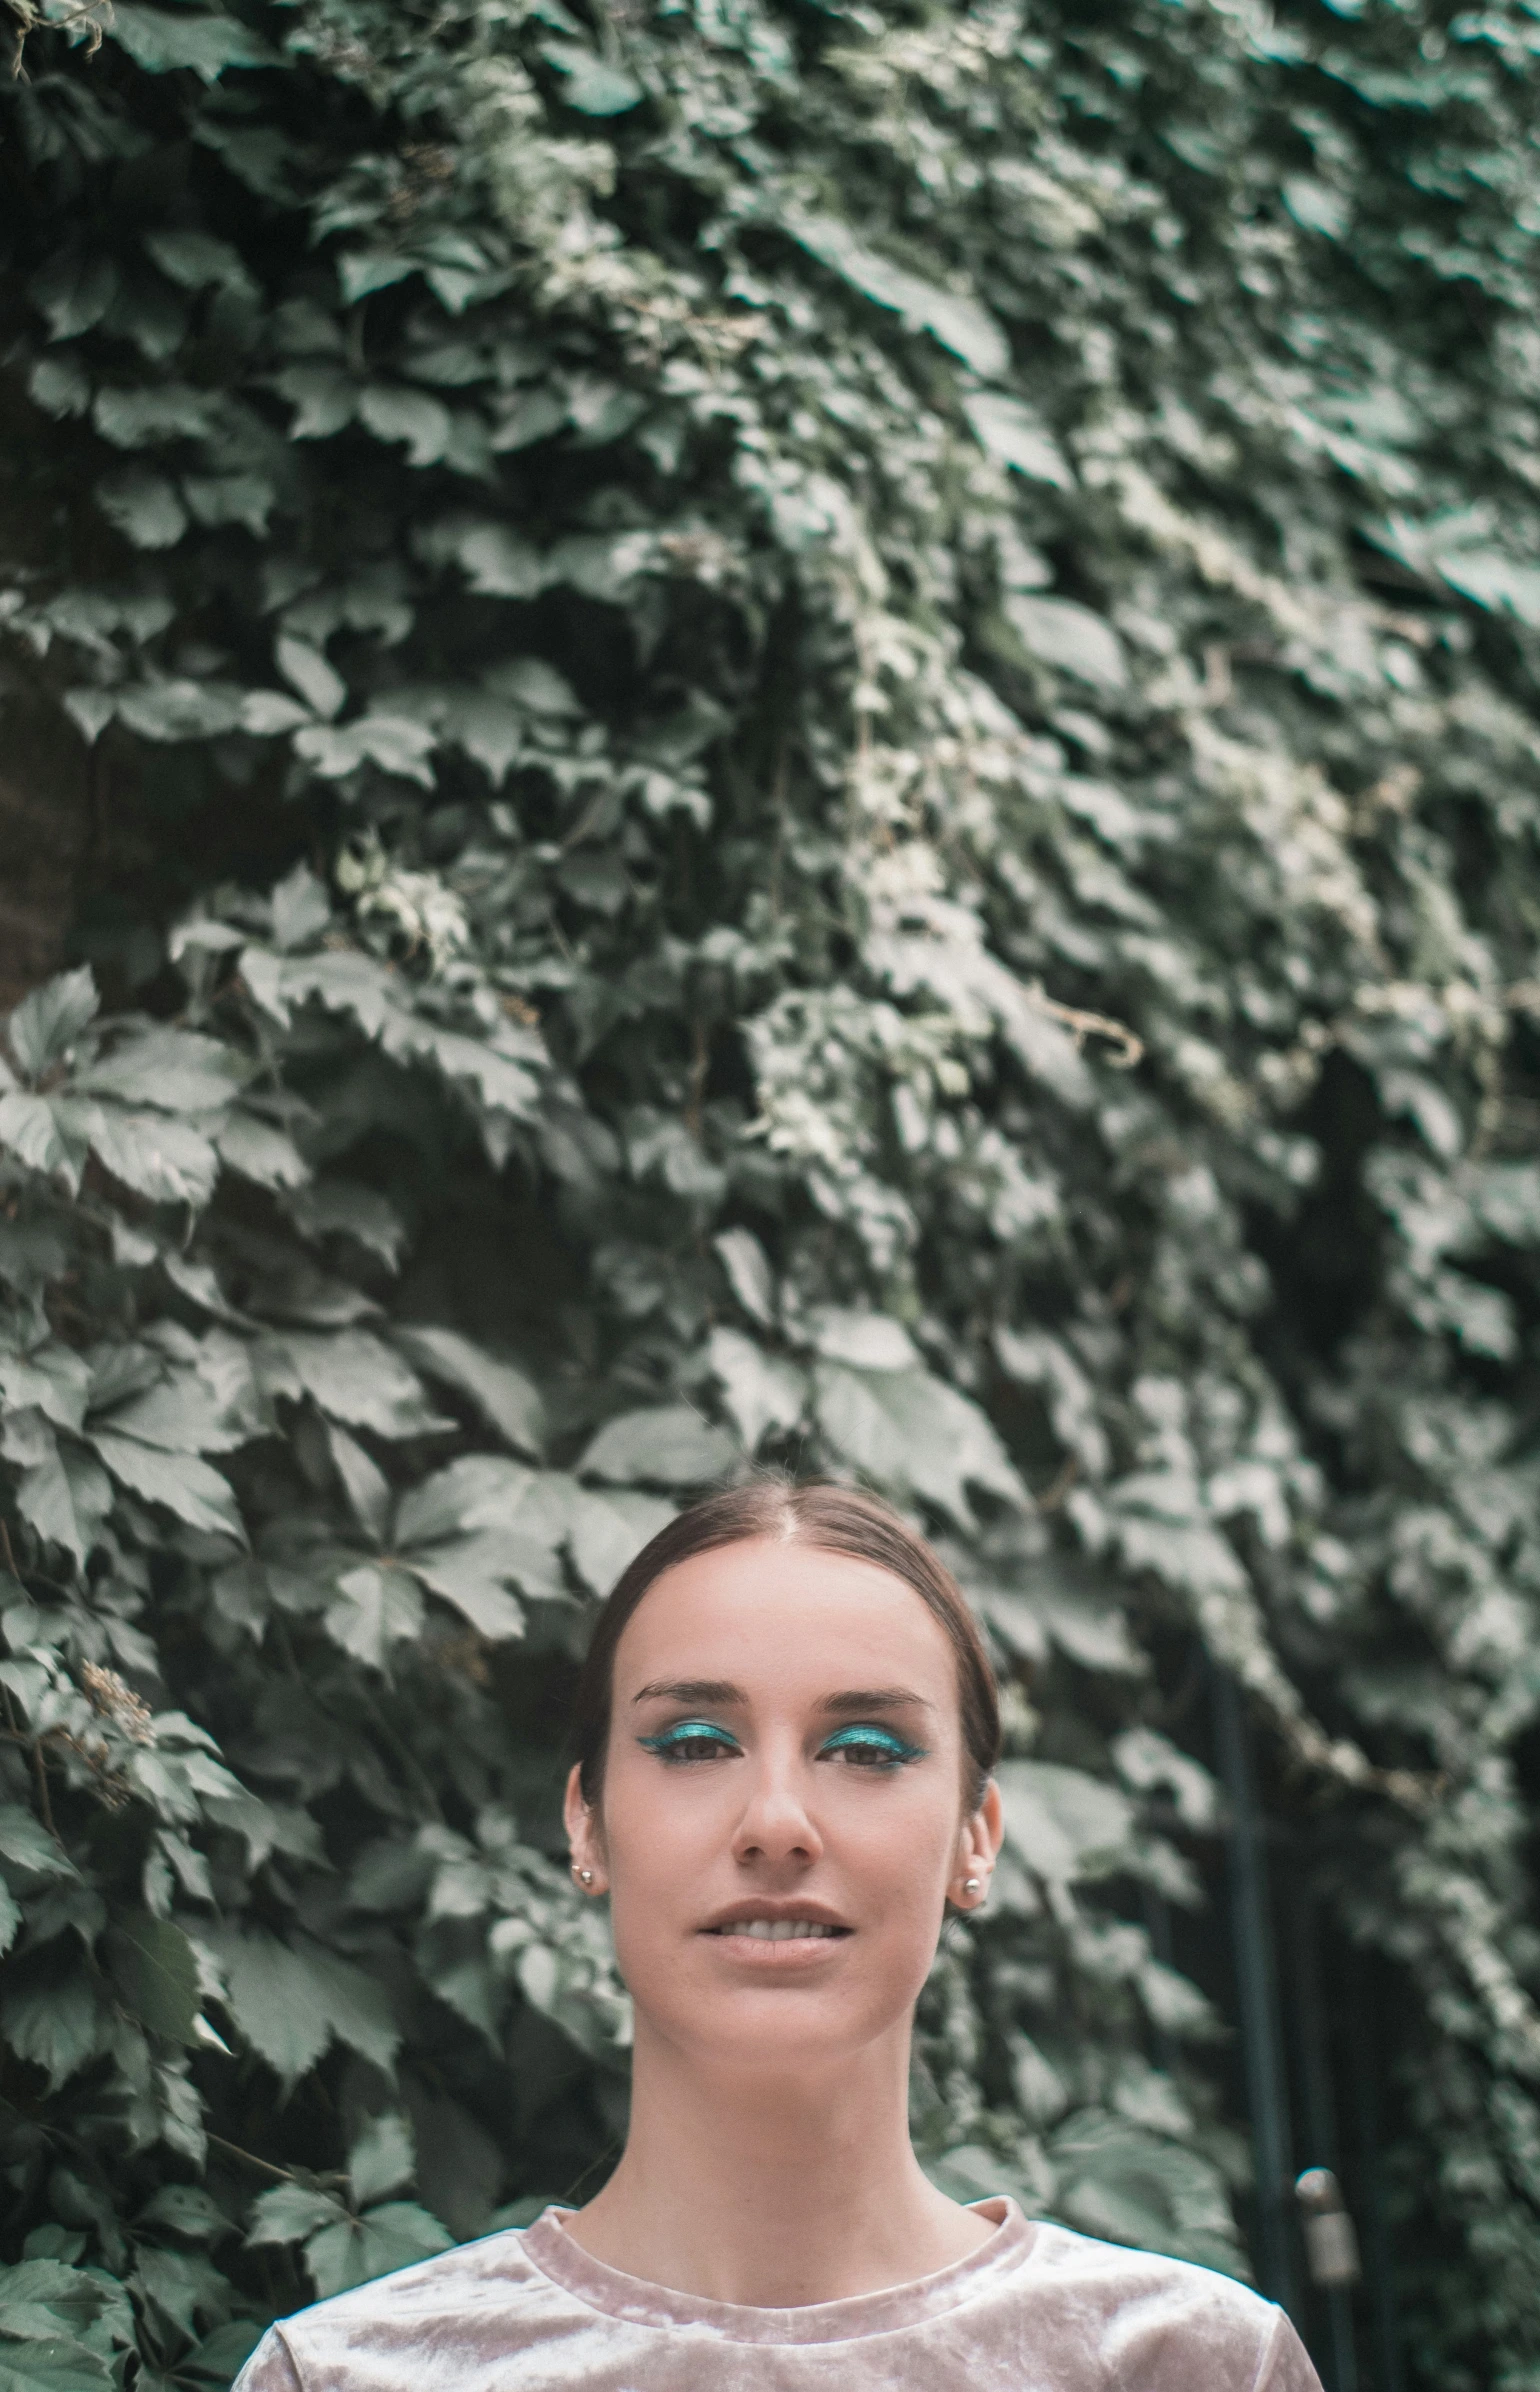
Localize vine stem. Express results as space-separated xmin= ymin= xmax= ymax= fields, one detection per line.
xmin=205 ymin=2135 xmax=299 ymax=2185
xmin=0 ymin=1520 xmax=63 ymax=1844
xmin=31 ymin=1732 xmax=57 ymax=1841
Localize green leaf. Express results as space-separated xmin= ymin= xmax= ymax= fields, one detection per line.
xmin=211 ymin=1930 xmax=399 ymax=2084
xmin=293 ymin=715 xmax=438 ymax=785
xmin=706 ymin=1328 xmax=806 ymax=1452
xmin=1 ymin=1969 xmax=101 ymax=2088
xmin=240 ymin=689 xmax=313 ymax=736
xmin=182 ymin=2324 xmax=264 ymax=2382
xmin=0 ymin=2259 xmax=119 ymax=2342
xmin=105 ymin=1911 xmax=201 ymax=2044
xmin=216 ymin=1110 xmax=309 ymax=1190
xmin=348 ymin=2113 xmax=415 ymax=2207
xmin=106 ymin=5 xmax=276 ymax=79
xmin=15 ymin=1444 xmax=113 ymax=1568
xmin=29 ymin=251 xmax=117 ymax=342
xmin=400 ymin=1537 xmax=525 ymax=1642
xmin=185 ymin=473 xmax=279 ymax=533
xmin=302 ymin=2202 xmax=452 ymax=2301
xmin=577 ymin=1403 xmax=737 ymax=1487
xmin=357 ymin=387 xmax=454 ymax=468
xmin=325 ymin=1423 xmax=392 ymax=1541
xmin=143 ymin=229 xmax=257 ymax=299
xmin=89 ymin=1434 xmax=243 ymax=1541
xmin=1048 ymin=2111 xmax=1237 ymax=2267
xmin=808 ymin=1308 xmax=918 ymax=1371
xmin=813 ymin=1362 xmax=1027 ymax=1522
xmin=441 ymin=694 xmax=525 ymax=783
xmin=420 ymin=519 xmax=540 ymax=598
xmin=996 ymin=1761 xmax=1134 ymax=1885
xmin=788 ymin=214 xmax=1009 ymax=377
xmin=0 ymin=1806 xmax=75 ymax=1879
xmin=964 ymin=392 xmax=1074 ymax=488
xmin=713 ymin=1227 xmax=776 ymax=1325
xmin=79 ymin=1027 xmax=243 ymax=1111
xmin=84 ymin=1108 xmax=221 ymax=1205
xmin=393 ymin=1454 xmax=531 ymax=1538
xmin=0 ymin=1344 xmax=91 ymax=1434
xmin=1005 ymin=593 xmax=1127 ymax=689
xmin=270 ymin=864 xmax=334 ymax=950
xmin=28 ymin=358 xmax=91 ymax=422
xmin=0 ymin=1095 xmax=78 ymax=1185
xmin=0 ymin=2341 xmax=111 ymax=2392
xmin=275 ymin=1330 xmax=435 ymax=1439
xmin=563 ymin=1486 xmax=675 ymax=1595
xmin=119 ymin=680 xmax=250 ymax=741
xmin=6 ymin=969 xmax=98 ymax=1079
xmin=323 ymin=1565 xmax=425 ymax=1669
xmin=487 ymin=658 xmax=579 ymax=715
xmin=95 ymin=471 xmax=188 ymax=550
xmin=136 ymin=2184 xmax=231 ymax=2243
xmin=245 ymin=2186 xmax=348 ymax=2248
xmin=336 ymin=253 xmax=418 ymax=306
xmin=394 ymin=1326 xmax=545 ymax=1455
xmin=92 ymin=386 xmax=213 ymax=451
xmin=275 ymin=639 xmax=345 ymax=723
xmin=1114 ymin=1728 xmax=1219 ymax=1830
xmin=275 ymin=364 xmax=358 ymax=441
xmin=542 ymin=40 xmax=643 ymax=114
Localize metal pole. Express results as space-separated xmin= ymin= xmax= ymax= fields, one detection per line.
xmin=1211 ymin=1665 xmax=1300 ymax=2316
xmin=1346 ymin=1948 xmax=1404 ymax=2392
xmin=1139 ymin=1884 xmax=1177 ymax=2077
xmin=1288 ymin=1880 xmax=1358 ymax=2392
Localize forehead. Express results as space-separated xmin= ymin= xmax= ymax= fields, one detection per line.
xmin=610 ymin=1537 xmax=958 ymax=1703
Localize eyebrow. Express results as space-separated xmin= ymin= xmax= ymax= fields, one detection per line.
xmin=629 ymin=1679 xmax=934 ymax=1715
xmin=817 ymin=1688 xmax=935 ymax=1718
xmin=631 ymin=1679 xmax=744 ymax=1707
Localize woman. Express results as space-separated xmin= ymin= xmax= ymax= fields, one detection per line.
xmin=236 ymin=1480 xmax=1323 ymax=2389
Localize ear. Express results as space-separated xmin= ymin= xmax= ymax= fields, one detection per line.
xmin=948 ymin=1777 xmax=1004 ymax=1912
xmin=564 ymin=1763 xmax=609 ymax=1895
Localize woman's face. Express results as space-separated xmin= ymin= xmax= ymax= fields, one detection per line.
xmin=564 ymin=1537 xmax=1001 ymax=2078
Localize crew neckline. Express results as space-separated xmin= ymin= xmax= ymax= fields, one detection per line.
xmin=519 ymin=2197 xmax=1034 ymax=2345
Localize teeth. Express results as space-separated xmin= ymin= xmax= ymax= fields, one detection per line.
xmin=729 ymin=1919 xmax=839 ymax=1940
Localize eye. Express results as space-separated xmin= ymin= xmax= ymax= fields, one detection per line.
xmin=818 ymin=1724 xmax=926 ymax=1770
xmin=638 ymin=1720 xmax=741 ymax=1765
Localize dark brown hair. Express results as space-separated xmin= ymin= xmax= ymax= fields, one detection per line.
xmin=571 ymin=1478 xmax=1000 ymax=1810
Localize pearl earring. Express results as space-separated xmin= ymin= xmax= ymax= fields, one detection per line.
xmin=963 ymin=1877 xmax=981 ymax=1894
xmin=572 ymin=1865 xmax=594 ymax=1887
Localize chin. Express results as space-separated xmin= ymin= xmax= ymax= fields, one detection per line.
xmin=627 ymin=1950 xmax=925 ymax=2068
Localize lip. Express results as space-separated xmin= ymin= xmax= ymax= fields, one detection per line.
xmin=699 ymin=1898 xmax=853 ymax=1938
xmin=698 ymin=1899 xmax=853 ymax=1960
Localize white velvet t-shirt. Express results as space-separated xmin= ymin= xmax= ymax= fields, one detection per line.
xmin=233 ymin=2198 xmax=1323 ymax=2391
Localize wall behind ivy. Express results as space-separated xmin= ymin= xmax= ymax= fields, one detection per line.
xmin=2 ymin=0 xmax=1540 ymax=2386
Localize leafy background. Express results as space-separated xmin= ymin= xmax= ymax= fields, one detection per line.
xmin=2 ymin=0 xmax=1540 ymax=2384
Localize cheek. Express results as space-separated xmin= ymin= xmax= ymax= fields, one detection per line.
xmin=853 ymin=1787 xmax=961 ymax=1902
xmin=599 ymin=1755 xmax=723 ymax=1897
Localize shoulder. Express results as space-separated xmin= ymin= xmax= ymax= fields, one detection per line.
xmin=235 ymin=2230 xmax=567 ymax=2392
xmin=1007 ymin=2225 xmax=1320 ymax=2391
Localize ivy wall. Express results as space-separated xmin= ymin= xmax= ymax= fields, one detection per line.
xmin=2 ymin=0 xmax=1540 ymax=2385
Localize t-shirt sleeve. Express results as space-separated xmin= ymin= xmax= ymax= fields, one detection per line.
xmin=233 ymin=2327 xmax=305 ymax=2392
xmin=1255 ymin=2308 xmax=1326 ymax=2392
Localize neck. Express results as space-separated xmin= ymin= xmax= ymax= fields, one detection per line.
xmin=562 ymin=2018 xmax=991 ymax=2306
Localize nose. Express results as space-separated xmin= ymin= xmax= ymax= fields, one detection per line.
xmin=730 ymin=1745 xmax=824 ymax=1871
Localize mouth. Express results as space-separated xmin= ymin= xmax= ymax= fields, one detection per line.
xmin=703 ymin=1918 xmax=851 ymax=1942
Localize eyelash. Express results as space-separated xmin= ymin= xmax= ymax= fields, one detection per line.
xmin=821 ymin=1725 xmax=926 ymax=1770
xmin=636 ymin=1722 xmax=926 ymax=1771
xmin=639 ymin=1721 xmax=740 ymax=1764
